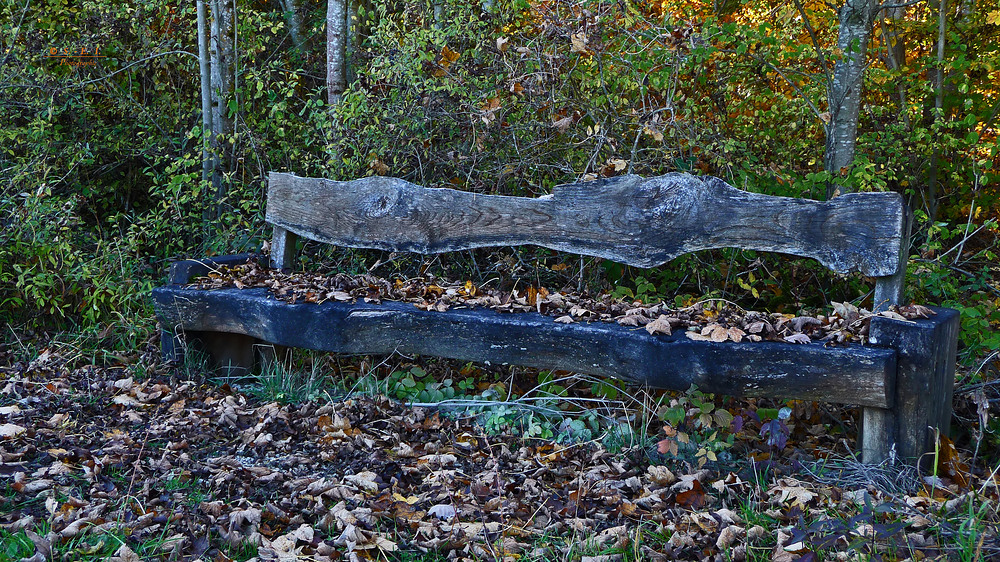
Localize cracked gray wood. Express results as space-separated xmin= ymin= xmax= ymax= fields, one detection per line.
xmin=267 ymin=172 xmax=906 ymax=276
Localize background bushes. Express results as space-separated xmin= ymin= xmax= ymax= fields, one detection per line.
xmin=0 ymin=0 xmax=996 ymax=371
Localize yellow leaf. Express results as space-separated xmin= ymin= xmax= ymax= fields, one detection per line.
xmin=440 ymin=45 xmax=459 ymax=65
xmin=987 ymin=10 xmax=1000 ymax=25
xmin=392 ymin=493 xmax=419 ymax=505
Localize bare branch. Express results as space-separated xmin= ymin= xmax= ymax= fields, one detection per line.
xmin=75 ymin=50 xmax=199 ymax=88
xmin=878 ymin=0 xmax=923 ymax=12
xmin=792 ymin=0 xmax=834 ymax=93
xmin=0 ymin=0 xmax=31 ymax=72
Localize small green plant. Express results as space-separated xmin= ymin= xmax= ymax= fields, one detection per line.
xmin=556 ymin=413 xmax=598 ymax=443
xmin=0 ymin=530 xmax=35 ymax=562
xmin=247 ymin=357 xmax=324 ymax=404
xmin=361 ymin=365 xmax=478 ymax=403
xmin=610 ymin=275 xmax=662 ymax=303
xmin=656 ymin=385 xmax=736 ymax=467
xmin=480 ymin=404 xmax=519 ymax=435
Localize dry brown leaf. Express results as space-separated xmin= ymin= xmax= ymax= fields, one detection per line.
xmin=645 ymin=315 xmax=672 ymax=335
xmin=727 ymin=327 xmax=745 ymax=342
xmin=710 ymin=325 xmax=728 ymax=342
xmin=427 ymin=504 xmax=457 ymax=520
xmin=783 ymin=333 xmax=811 ymax=344
xmin=0 ymin=423 xmax=26 ymax=438
xmin=617 ymin=315 xmax=647 ymax=327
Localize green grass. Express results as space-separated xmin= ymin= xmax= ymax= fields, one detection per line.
xmin=0 ymin=530 xmax=35 ymax=562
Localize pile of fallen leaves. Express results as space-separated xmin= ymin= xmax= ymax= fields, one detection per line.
xmin=187 ymin=257 xmax=936 ymax=346
xmin=1 ymin=346 xmax=997 ymax=562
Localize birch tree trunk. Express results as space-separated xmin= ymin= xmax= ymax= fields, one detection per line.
xmin=197 ymin=1 xmax=213 ymax=189
xmin=327 ymin=0 xmax=347 ymax=106
xmin=209 ymin=0 xmax=234 ymax=215
xmin=824 ymin=0 xmax=880 ymax=199
xmin=280 ymin=0 xmax=305 ymax=52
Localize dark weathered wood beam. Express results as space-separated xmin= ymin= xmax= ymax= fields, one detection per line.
xmin=154 ymin=286 xmax=896 ymax=408
xmin=863 ymin=308 xmax=959 ymax=464
xmin=267 ymin=172 xmax=907 ymax=277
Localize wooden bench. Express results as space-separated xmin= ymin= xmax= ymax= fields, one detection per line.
xmin=153 ymin=172 xmax=959 ymax=465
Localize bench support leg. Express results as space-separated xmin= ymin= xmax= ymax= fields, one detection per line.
xmin=862 ymin=308 xmax=960 ymax=465
xmin=160 ymin=329 xmax=184 ymax=364
xmin=271 ymin=226 xmax=299 ymax=271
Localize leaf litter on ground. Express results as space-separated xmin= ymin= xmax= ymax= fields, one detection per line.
xmin=1 ymin=339 xmax=997 ymax=562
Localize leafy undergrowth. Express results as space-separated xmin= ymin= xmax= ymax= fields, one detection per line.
xmin=1 ymin=345 xmax=998 ymax=562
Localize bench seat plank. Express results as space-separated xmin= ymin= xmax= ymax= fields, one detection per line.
xmin=267 ymin=172 xmax=907 ymax=276
xmin=154 ymin=285 xmax=896 ymax=408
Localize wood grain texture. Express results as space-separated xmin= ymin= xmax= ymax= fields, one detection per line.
xmin=266 ymin=172 xmax=907 ymax=276
xmin=270 ymin=226 xmax=298 ymax=270
xmin=154 ymin=285 xmax=896 ymax=408
xmin=867 ymin=307 xmax=959 ymax=464
xmin=872 ymin=206 xmax=911 ymax=312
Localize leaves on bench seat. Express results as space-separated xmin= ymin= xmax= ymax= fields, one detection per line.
xmin=185 ymin=256 xmax=935 ymax=347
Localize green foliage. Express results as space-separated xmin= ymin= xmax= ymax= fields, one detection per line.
xmin=0 ymin=0 xmax=997 ymax=381
xmin=656 ymin=385 xmax=736 ymax=467
xmin=355 ymin=364 xmax=478 ymax=403
xmin=245 ymin=357 xmax=326 ymax=404
xmin=0 ymin=530 xmax=35 ymax=562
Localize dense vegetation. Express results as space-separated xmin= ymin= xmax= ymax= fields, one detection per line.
xmin=1 ymin=0 xmax=998 ymax=437
xmin=2 ymin=0 xmax=999 ymax=559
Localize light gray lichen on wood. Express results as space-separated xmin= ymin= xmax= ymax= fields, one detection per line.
xmin=266 ymin=172 xmax=906 ymax=276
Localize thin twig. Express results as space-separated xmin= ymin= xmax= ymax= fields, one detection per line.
xmin=792 ymin=0 xmax=834 ymax=95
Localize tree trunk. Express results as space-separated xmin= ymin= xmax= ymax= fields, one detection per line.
xmin=824 ymin=0 xmax=880 ymax=199
xmin=197 ymin=1 xmax=213 ymax=189
xmin=209 ymin=0 xmax=234 ymax=217
xmin=879 ymin=6 xmax=909 ymax=130
xmin=327 ymin=0 xmax=347 ymax=106
xmin=280 ymin=0 xmax=305 ymax=52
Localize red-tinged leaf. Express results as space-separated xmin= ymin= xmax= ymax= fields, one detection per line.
xmin=675 ymin=480 xmax=705 ymax=508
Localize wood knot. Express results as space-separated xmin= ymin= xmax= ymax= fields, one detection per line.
xmin=364 ymin=191 xmax=399 ymax=218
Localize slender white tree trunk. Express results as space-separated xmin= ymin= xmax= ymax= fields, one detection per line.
xmin=197 ymin=1 xmax=213 ymax=187
xmin=824 ymin=0 xmax=880 ymax=198
xmin=327 ymin=0 xmax=347 ymax=106
xmin=209 ymin=0 xmax=234 ymax=214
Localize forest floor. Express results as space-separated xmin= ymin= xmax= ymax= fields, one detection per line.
xmin=0 ymin=339 xmax=998 ymax=562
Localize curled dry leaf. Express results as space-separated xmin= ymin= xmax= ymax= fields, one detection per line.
xmin=645 ymin=315 xmax=673 ymax=335
xmin=877 ymin=310 xmax=908 ymax=321
xmin=709 ymin=325 xmax=728 ymax=342
xmin=727 ymin=327 xmax=745 ymax=342
xmin=617 ymin=314 xmax=647 ymax=327
xmin=554 ymin=315 xmax=574 ymax=324
xmin=646 ymin=465 xmax=676 ymax=486
xmin=716 ymin=524 xmax=746 ymax=549
xmin=0 ymin=423 xmax=26 ymax=438
xmin=427 ymin=503 xmax=457 ymax=520
xmin=783 ymin=333 xmax=811 ymax=344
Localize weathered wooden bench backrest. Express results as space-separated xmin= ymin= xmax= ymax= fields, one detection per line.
xmin=266 ymin=172 xmax=909 ymax=310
